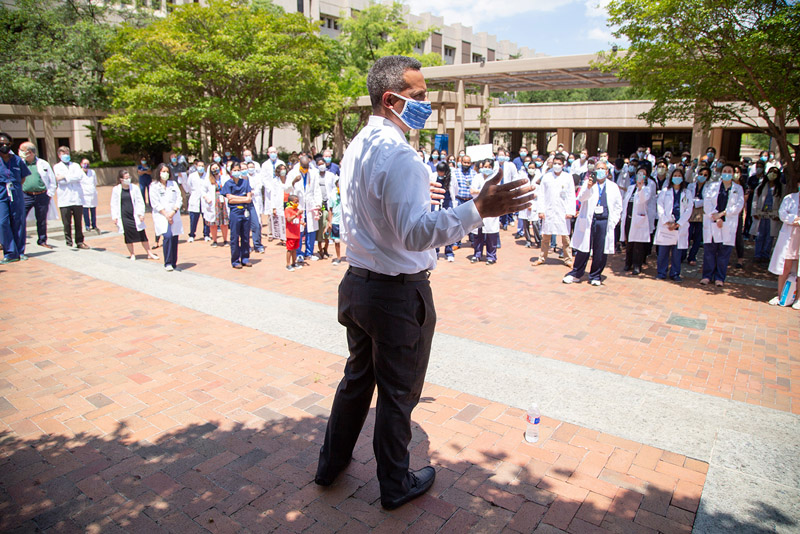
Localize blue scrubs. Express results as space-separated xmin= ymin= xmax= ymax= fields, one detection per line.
xmin=0 ymin=153 xmax=31 ymax=260
xmin=221 ymin=177 xmax=252 ymax=267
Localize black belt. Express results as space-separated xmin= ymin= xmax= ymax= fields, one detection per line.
xmin=456 ymin=196 xmax=471 ymax=202
xmin=25 ymin=190 xmax=47 ymax=195
xmin=348 ymin=266 xmax=430 ymax=282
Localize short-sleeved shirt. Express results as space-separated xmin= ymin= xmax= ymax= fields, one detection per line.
xmin=221 ymin=178 xmax=252 ymax=210
xmin=0 ymin=153 xmax=31 ymax=185
xmin=285 ymin=206 xmax=301 ymax=239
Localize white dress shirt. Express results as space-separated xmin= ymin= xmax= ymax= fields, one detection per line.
xmin=53 ymin=161 xmax=86 ymax=208
xmin=340 ymin=115 xmax=482 ymax=275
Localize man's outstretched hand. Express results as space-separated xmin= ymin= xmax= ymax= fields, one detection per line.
xmin=473 ymin=174 xmax=534 ymax=218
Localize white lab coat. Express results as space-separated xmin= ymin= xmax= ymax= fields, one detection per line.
xmin=570 ymin=179 xmax=623 ymax=254
xmin=247 ymin=170 xmax=266 ymax=216
xmin=620 ymin=184 xmax=652 ymax=243
xmin=519 ymin=168 xmax=541 ymax=220
xmin=538 ymin=170 xmax=576 ymax=235
xmin=261 ymin=158 xmax=286 ymax=181
xmin=749 ymin=184 xmax=782 ymax=237
xmin=81 ymin=169 xmax=98 ymax=208
xmin=768 ymin=193 xmax=800 ymax=275
xmin=289 ymin=167 xmax=323 ymax=232
xmin=24 ymin=158 xmax=59 ymax=222
xmin=110 ymin=184 xmax=147 ymax=233
xmin=654 ymin=187 xmax=692 ymax=249
xmin=150 ymin=180 xmax=184 ymax=236
xmin=470 ymin=171 xmax=500 ymax=233
xmin=187 ymin=171 xmax=207 ymax=213
xmin=703 ymin=181 xmax=744 ymax=246
xmin=52 ymin=161 xmax=86 ymax=208
xmin=200 ymin=179 xmax=219 ymax=223
xmin=499 ymin=160 xmax=517 ymax=185
xmin=645 ymin=178 xmax=658 ymax=233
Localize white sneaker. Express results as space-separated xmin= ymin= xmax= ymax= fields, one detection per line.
xmin=187 ymin=237 xmax=194 ymax=243
xmin=204 ymin=236 xmax=211 ymax=242
xmin=562 ymin=275 xmax=575 ymax=284
xmin=792 ymin=299 xmax=800 ymax=310
xmin=310 ymin=255 xmax=319 ymax=261
xmin=768 ymin=296 xmax=780 ymax=306
xmin=130 ymin=255 xmax=136 ymax=261
xmin=590 ymin=279 xmax=602 ymax=286
xmin=447 ymin=256 xmax=455 ymax=262
xmin=165 ymin=265 xmax=174 ymax=272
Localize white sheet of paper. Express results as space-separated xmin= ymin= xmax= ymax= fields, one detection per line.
xmin=466 ymin=144 xmax=494 ymax=162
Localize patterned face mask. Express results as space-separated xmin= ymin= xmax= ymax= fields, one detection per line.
xmin=389 ymin=93 xmax=432 ymax=130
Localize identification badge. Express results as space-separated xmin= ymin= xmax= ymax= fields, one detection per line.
xmin=594 ymin=206 xmax=604 ymax=215
xmin=244 ymin=209 xmax=250 ymax=219
xmin=560 ymin=191 xmax=567 ymax=200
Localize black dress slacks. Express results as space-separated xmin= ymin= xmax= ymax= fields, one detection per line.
xmin=317 ymin=269 xmax=436 ymax=501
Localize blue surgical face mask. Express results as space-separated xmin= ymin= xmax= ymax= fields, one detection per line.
xmin=480 ymin=167 xmax=493 ymax=176
xmin=636 ymin=173 xmax=646 ymax=183
xmin=697 ymin=174 xmax=708 ymax=183
xmin=519 ymin=151 xmax=527 ymax=157
xmin=214 ymin=156 xmax=221 ymax=163
xmin=248 ymin=169 xmax=256 ymax=175
xmin=535 ymin=161 xmax=542 ymax=168
xmin=760 ymin=156 xmax=768 ymax=162
xmin=389 ymin=93 xmax=432 ymax=130
xmin=170 ymin=156 xmax=177 ymax=164
xmin=498 ymin=155 xmax=508 ymax=162
xmin=324 ymin=157 xmax=332 ymax=163
xmin=244 ymin=156 xmax=252 ymax=163
xmin=721 ymin=173 xmax=733 ymax=182
xmin=707 ymin=152 xmax=715 ymax=161
xmin=595 ymin=169 xmax=607 ymax=180
xmin=672 ymin=176 xmax=683 ymax=185
xmin=269 ymin=153 xmax=277 ymax=161
xmin=60 ymin=154 xmax=71 ymax=163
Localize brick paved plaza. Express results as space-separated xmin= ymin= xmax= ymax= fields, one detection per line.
xmin=1 ymin=186 xmax=798 ymax=533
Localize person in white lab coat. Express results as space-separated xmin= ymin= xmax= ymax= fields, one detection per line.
xmin=532 ymin=154 xmax=575 ymax=266
xmin=701 ymin=164 xmax=744 ymax=286
xmin=110 ymin=170 xmax=158 ymax=260
xmin=269 ymin=163 xmax=291 ymax=244
xmin=150 ymin=163 xmax=183 ymax=271
xmin=288 ymin=155 xmax=322 ymax=262
xmin=53 ymin=146 xmax=89 ymax=249
xmin=203 ymin=163 xmax=229 ymax=246
xmin=620 ymin=168 xmax=652 ymax=275
xmin=654 ymin=169 xmax=692 ymax=281
xmin=80 ymin=158 xmax=99 ymax=232
xmin=495 ymin=148 xmax=518 ymax=231
xmin=19 ymin=142 xmax=58 ymax=249
xmin=246 ymin=161 xmax=265 ymax=253
xmin=686 ymin=168 xmax=710 ymax=265
xmin=186 ymin=161 xmax=211 ymax=243
xmin=768 ymin=189 xmax=800 ymax=308
xmin=563 ymin=160 xmax=622 ymax=285
xmin=519 ymin=161 xmax=543 ymax=248
xmin=469 ymin=159 xmax=501 ymax=264
xmin=750 ymin=168 xmax=783 ymax=261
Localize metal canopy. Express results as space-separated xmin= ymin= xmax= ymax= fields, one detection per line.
xmin=420 ymin=53 xmax=628 ymax=92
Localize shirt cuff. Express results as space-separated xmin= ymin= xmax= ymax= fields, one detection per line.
xmin=454 ymin=199 xmax=483 ymax=232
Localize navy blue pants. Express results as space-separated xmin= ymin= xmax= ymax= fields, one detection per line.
xmin=229 ymin=206 xmax=251 ymax=266
xmin=250 ymin=206 xmax=263 ymax=251
xmin=83 ymin=207 xmax=97 ymax=229
xmin=657 ymin=244 xmax=683 ymax=279
xmin=188 ymin=211 xmax=209 ymax=238
xmin=162 ymin=224 xmax=179 ymax=268
xmin=24 ymin=192 xmax=50 ymax=245
xmin=568 ymin=218 xmax=608 ymax=281
xmin=702 ymin=242 xmax=733 ymax=282
xmin=0 ymin=182 xmax=25 ymax=259
xmin=687 ymin=222 xmax=703 ymax=262
xmin=300 ymin=228 xmax=316 ymax=259
xmin=139 ymin=175 xmax=152 ymax=208
xmin=754 ymin=218 xmax=774 ymax=259
xmin=473 ymin=229 xmax=498 ymax=261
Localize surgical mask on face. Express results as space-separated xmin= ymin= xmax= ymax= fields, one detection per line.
xmin=214 ymin=156 xmax=221 ymax=163
xmin=580 ymin=154 xmax=587 ymax=161
xmin=657 ymin=167 xmax=667 ymax=177
xmin=721 ymin=173 xmax=733 ymax=182
xmin=600 ymin=157 xmax=608 ymax=163
xmin=141 ymin=160 xmax=147 ymax=166
xmin=279 ymin=170 xmax=286 ymax=177
xmin=768 ymin=173 xmax=778 ymax=181
xmin=121 ymin=178 xmax=131 ymax=186
xmin=760 ymin=156 xmax=768 ymax=162
xmin=60 ymin=154 xmax=71 ymax=163
xmin=498 ymin=156 xmax=508 ymax=162
xmin=389 ymin=92 xmax=432 ymax=130
xmin=568 ymin=158 xmax=574 ymax=164
xmin=519 ymin=151 xmax=527 ymax=157
xmin=269 ymin=153 xmax=277 ymax=161
xmin=244 ymin=156 xmax=252 ymax=163
xmin=196 ymin=167 xmax=205 ymax=175
xmin=480 ymin=168 xmax=493 ymax=176
xmin=707 ymin=152 xmax=715 ymax=161
xmin=682 ymin=156 xmax=688 ymax=163
xmin=637 ymin=151 xmax=644 ymax=159
xmin=636 ymin=173 xmax=646 ymax=183
xmin=160 ymin=171 xmax=170 ymax=180
xmin=672 ymin=176 xmax=683 ymax=185
xmin=248 ymin=169 xmax=255 ymax=175
xmin=587 ymin=164 xmax=595 ymax=172
xmin=553 ymin=164 xmax=563 ymax=173
xmin=535 ymin=161 xmax=542 ymax=168
xmin=595 ymin=169 xmax=607 ymax=181
xmin=224 ymin=151 xmax=231 ymax=157
xmin=81 ymin=163 xmax=89 ymax=169
xmin=697 ymin=174 xmax=708 ymax=183
xmin=431 ymin=154 xmax=439 ymax=160
xmin=170 ymin=157 xmax=177 ymax=164
xmin=318 ymin=164 xmax=326 ymax=173
xmin=324 ymin=157 xmax=332 ymax=163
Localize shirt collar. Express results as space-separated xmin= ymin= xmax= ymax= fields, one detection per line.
xmin=368 ymin=114 xmax=406 ymax=141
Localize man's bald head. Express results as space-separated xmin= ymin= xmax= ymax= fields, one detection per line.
xmin=19 ymin=141 xmax=36 ymax=162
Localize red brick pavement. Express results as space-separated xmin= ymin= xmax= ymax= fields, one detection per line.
xmin=1 ymin=258 xmax=707 ymax=532
xmin=73 ymin=185 xmax=800 ymax=415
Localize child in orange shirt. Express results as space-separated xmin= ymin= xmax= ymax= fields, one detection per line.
xmin=285 ymin=194 xmax=304 ymax=271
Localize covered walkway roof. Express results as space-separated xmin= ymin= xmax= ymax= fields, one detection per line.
xmin=420 ymin=53 xmax=628 ymax=92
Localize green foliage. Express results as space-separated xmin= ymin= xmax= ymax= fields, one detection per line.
xmin=514 ymin=87 xmax=644 ymax=103
xmin=104 ymin=0 xmax=336 ymax=155
xmin=0 ymin=0 xmax=149 ymax=108
xmin=598 ymin=0 xmax=800 ymax=184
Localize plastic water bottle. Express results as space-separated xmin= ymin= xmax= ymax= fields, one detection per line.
xmin=525 ymin=403 xmax=540 ymax=443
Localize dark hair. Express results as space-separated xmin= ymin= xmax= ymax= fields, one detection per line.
xmin=287 ymin=194 xmax=298 ymax=203
xmin=435 ymin=161 xmax=451 ymax=191
xmin=553 ymin=154 xmax=565 ymax=164
xmin=367 ymin=55 xmax=422 ymax=109
xmin=0 ymin=132 xmax=12 ymax=142
xmin=117 ymin=169 xmax=130 ymax=182
xmin=706 ymin=146 xmax=716 ymax=154
xmin=154 ymin=163 xmax=171 ymax=183
xmin=669 ymin=168 xmax=687 ymax=191
xmin=757 ymin=169 xmax=783 ymax=198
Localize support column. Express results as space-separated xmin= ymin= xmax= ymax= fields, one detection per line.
xmin=585 ymin=130 xmax=600 ymax=156
xmin=454 ymin=80 xmax=465 ymax=156
xmin=479 ymin=84 xmax=491 ymax=145
xmin=709 ymin=128 xmax=724 ymax=154
xmin=690 ymin=100 xmax=711 ymax=159
xmin=511 ymin=131 xmax=523 ymax=152
xmin=409 ymin=129 xmax=420 ymax=149
xmin=43 ymin=115 xmax=55 ymax=162
xmin=536 ymin=130 xmax=548 ymax=155
xmin=26 ymin=116 xmax=37 ymax=144
xmin=606 ymin=131 xmax=619 ymax=158
xmin=557 ymin=128 xmax=574 ymax=153
xmin=301 ymin=123 xmax=311 ymax=153
xmin=437 ymin=105 xmax=446 ymax=135
xmin=333 ymin=112 xmax=344 ymax=158
xmin=91 ymin=117 xmax=108 ymax=162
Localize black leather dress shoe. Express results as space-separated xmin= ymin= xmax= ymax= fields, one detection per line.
xmin=314 ymin=458 xmax=351 ymax=487
xmin=381 ymin=467 xmax=435 ymax=510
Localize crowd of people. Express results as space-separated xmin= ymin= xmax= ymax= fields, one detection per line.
xmin=0 ymin=128 xmax=797 ymax=308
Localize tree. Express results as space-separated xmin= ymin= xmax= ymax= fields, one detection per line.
xmin=0 ymin=0 xmax=150 ymax=109
xmin=104 ymin=0 xmax=336 ymax=155
xmin=598 ymin=0 xmax=800 ymax=187
xmin=328 ymin=1 xmax=443 ymax=145
xmin=514 ymin=87 xmax=643 ymax=104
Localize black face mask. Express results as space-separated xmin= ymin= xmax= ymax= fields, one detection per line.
xmin=462 ymin=165 xmax=471 ymax=173
xmin=0 ymin=145 xmax=10 ymax=155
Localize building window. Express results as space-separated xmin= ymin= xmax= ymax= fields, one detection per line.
xmin=472 ymin=53 xmax=483 ymax=63
xmin=443 ymin=45 xmax=455 ymax=65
